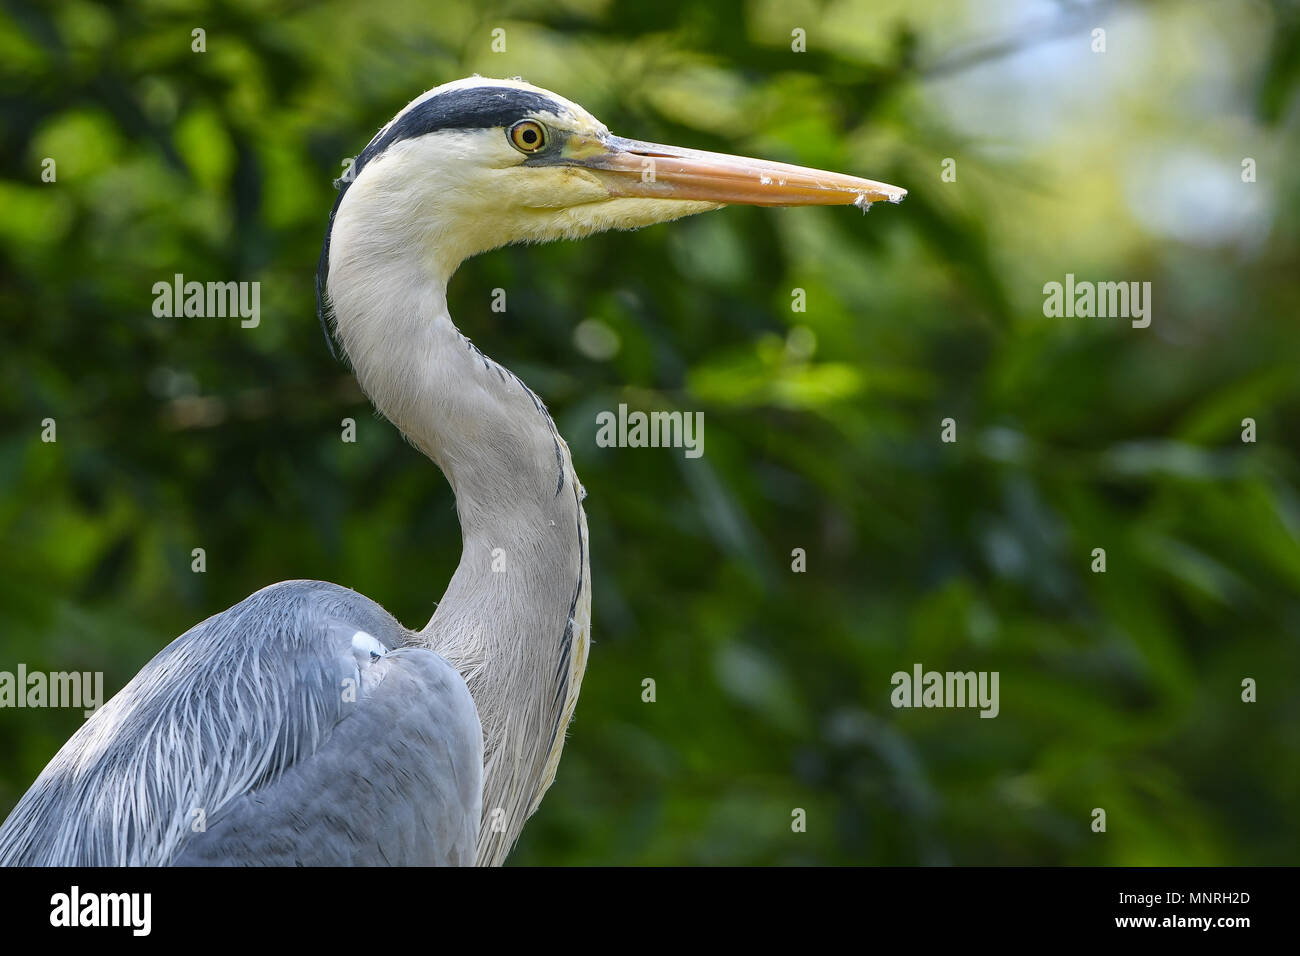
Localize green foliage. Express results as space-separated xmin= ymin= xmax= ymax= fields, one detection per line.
xmin=1 ymin=0 xmax=1297 ymax=864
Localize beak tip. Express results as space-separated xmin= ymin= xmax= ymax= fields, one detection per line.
xmin=853 ymin=185 xmax=907 ymax=211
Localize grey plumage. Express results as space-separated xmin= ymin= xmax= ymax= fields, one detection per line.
xmin=0 ymin=581 xmax=481 ymax=866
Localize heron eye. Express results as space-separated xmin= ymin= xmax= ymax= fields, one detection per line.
xmin=509 ymin=120 xmax=546 ymax=153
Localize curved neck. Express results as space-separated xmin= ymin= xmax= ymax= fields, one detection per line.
xmin=328 ymin=241 xmax=590 ymax=867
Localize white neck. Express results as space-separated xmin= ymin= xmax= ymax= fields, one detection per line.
xmin=326 ymin=214 xmax=590 ymax=867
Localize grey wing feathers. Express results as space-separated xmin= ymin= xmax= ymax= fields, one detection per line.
xmin=173 ymin=648 xmax=480 ymax=865
xmin=0 ymin=580 xmax=482 ymax=866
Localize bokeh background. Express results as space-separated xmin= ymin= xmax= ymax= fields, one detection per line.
xmin=1 ymin=0 xmax=1297 ymax=865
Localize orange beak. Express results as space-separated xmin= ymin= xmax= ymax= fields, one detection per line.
xmin=559 ymin=133 xmax=906 ymax=209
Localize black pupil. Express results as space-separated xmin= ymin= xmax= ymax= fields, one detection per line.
xmin=522 ymin=128 xmax=537 ymax=144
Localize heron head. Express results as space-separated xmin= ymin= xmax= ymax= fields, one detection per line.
xmin=323 ymin=77 xmax=906 ymax=289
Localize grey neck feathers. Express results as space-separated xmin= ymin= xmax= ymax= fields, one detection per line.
xmin=327 ymin=249 xmax=590 ymax=867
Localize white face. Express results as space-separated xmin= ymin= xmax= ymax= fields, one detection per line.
xmin=330 ymin=77 xmax=905 ymax=283
xmin=358 ymin=126 xmax=722 ymax=265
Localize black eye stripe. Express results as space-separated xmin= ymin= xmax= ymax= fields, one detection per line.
xmin=317 ymin=86 xmax=566 ymax=359
xmin=361 ymin=88 xmax=560 ymax=173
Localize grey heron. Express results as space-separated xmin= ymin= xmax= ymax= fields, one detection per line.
xmin=0 ymin=77 xmax=905 ymax=866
